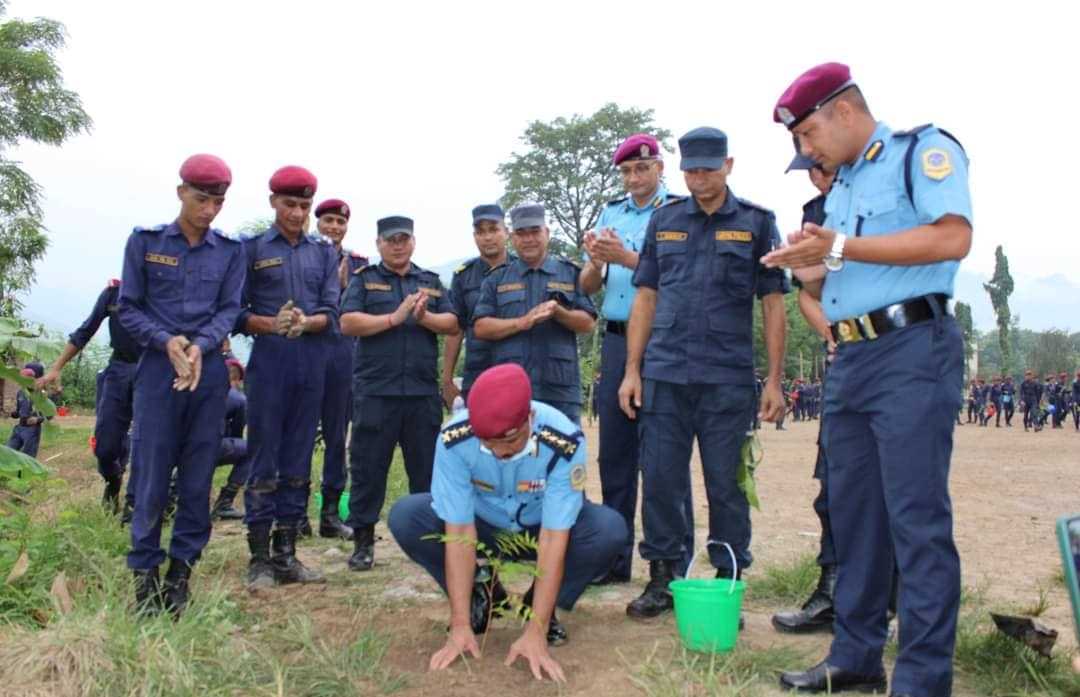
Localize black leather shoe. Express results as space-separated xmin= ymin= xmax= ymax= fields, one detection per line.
xmin=470 ymin=566 xmax=508 ymax=634
xmin=318 ymin=491 xmax=353 ymax=539
xmin=589 ymin=569 xmax=631 ymax=586
xmin=779 ymin=661 xmax=887 ymax=693
xmin=163 ymin=558 xmax=192 ymax=617
xmin=133 ymin=567 xmax=163 ymax=616
xmin=348 ymin=524 xmax=375 ymax=571
xmin=102 ymin=476 xmax=122 ymax=514
xmin=271 ymin=526 xmax=325 ymax=584
xmin=297 ymin=517 xmax=314 ymax=539
xmin=772 ymin=564 xmax=836 ymax=634
xmin=627 ymin=560 xmax=677 ymax=619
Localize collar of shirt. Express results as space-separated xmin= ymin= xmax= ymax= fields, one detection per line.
xmin=164 ymin=221 xmax=217 ymax=246
xmin=377 ymin=260 xmax=420 ymax=278
xmin=838 ymin=121 xmax=892 ymax=181
xmin=687 ymin=186 xmax=739 ymax=218
xmin=623 ymin=183 xmax=669 ymax=213
xmin=264 ymin=224 xmax=312 ymax=246
xmin=511 ymin=255 xmax=560 ymax=276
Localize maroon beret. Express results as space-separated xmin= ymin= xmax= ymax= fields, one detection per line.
xmin=467 ymin=364 xmax=532 ymax=439
xmin=613 ymin=133 xmax=660 ymax=166
xmin=269 ymin=165 xmax=317 ymax=198
xmin=179 ymin=154 xmax=232 ymax=196
xmin=315 ymin=198 xmax=350 ymax=219
xmin=774 ymin=62 xmax=855 ymax=130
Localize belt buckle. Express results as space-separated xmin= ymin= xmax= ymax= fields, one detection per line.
xmin=836 ymin=319 xmax=862 ymax=343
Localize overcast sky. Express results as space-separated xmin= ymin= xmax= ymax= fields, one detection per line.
xmin=10 ymin=0 xmax=1079 ymax=326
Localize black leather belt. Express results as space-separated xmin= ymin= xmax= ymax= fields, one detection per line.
xmin=111 ymin=350 xmax=138 ymax=364
xmin=830 ymin=294 xmax=950 ymax=344
xmin=606 ymin=320 xmax=627 ymax=336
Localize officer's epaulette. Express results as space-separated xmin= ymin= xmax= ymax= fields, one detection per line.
xmin=454 ymin=256 xmax=481 ymax=275
xmin=440 ymin=420 xmax=474 ymax=448
xmin=352 ymin=263 xmax=377 ymax=275
xmin=134 ymin=224 xmax=167 ymax=234
xmin=735 ymin=196 xmax=776 ymax=217
xmin=658 ymin=195 xmax=687 ymax=209
xmin=606 ymin=194 xmax=629 ymax=206
xmin=536 ymin=425 xmax=580 ymax=459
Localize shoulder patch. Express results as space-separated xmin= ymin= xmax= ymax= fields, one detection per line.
xmin=440 ymin=421 xmax=474 ymax=448
xmin=569 ymin=463 xmax=587 ymax=491
xmin=537 ymin=425 xmax=581 ymax=459
xmin=921 ymin=148 xmax=953 ymax=180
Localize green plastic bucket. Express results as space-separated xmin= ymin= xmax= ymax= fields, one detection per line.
xmin=669 ymin=541 xmax=745 ymax=653
xmin=312 ymin=491 xmax=350 ymax=519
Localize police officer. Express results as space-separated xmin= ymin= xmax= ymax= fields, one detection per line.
xmin=1072 ymin=370 xmax=1080 ymax=431
xmin=237 ymin=166 xmax=340 ymax=590
xmin=211 ymin=358 xmax=249 ymax=520
xmin=1001 ymin=375 xmax=1016 ymax=427
xmin=38 ymin=279 xmax=141 ymax=512
xmin=441 ymin=204 xmax=513 ymax=409
xmin=473 ymin=203 xmax=597 ymax=423
xmin=1054 ymin=372 xmax=1069 ymax=428
xmin=1021 ymin=369 xmax=1040 ymax=431
xmin=307 ymin=197 xmax=363 ymax=540
xmin=340 ymin=215 xmax=458 ymax=572
xmin=768 ymin=62 xmax=972 ymax=695
xmin=619 ymin=127 xmax=789 ymax=619
xmin=989 ymin=376 xmax=1003 ymax=427
xmin=966 ymin=379 xmax=979 ymax=423
xmin=388 ymin=364 xmax=625 ymax=682
xmin=118 ymin=154 xmax=245 ymax=616
xmin=580 ymin=133 xmax=693 ymax=585
xmin=7 ymin=364 xmax=46 ymax=457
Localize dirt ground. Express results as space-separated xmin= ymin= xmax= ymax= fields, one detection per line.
xmin=40 ymin=413 xmax=1080 ymax=695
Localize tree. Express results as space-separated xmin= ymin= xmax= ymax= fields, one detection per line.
xmin=954 ymin=301 xmax=975 ymax=375
xmin=496 ymin=103 xmax=673 ymax=254
xmin=0 ymin=2 xmax=92 ymax=315
xmin=1026 ymin=328 xmax=1077 ymax=379
xmin=983 ymin=245 xmax=1014 ymax=376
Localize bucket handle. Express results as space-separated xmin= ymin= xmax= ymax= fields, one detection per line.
xmin=683 ymin=539 xmax=737 ymax=595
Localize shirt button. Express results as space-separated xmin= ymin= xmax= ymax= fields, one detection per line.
xmin=831 ymin=299 xmax=837 ymax=304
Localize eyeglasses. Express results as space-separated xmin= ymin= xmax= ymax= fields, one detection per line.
xmin=617 ymin=161 xmax=658 ymax=178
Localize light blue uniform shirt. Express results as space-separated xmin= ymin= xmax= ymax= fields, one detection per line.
xmin=430 ymin=401 xmax=586 ymax=531
xmin=589 ymin=184 xmax=672 ymax=321
xmin=822 ymin=122 xmax=972 ymax=322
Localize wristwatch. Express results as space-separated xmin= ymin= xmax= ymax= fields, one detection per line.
xmin=823 ymin=233 xmax=847 ymax=272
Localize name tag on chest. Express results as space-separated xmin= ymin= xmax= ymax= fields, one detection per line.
xmin=715 ymin=230 xmax=752 ymax=242
xmin=498 ymin=282 xmax=525 ymax=293
xmin=546 ymin=282 xmax=574 ymax=292
xmin=419 ymin=286 xmax=442 ymax=298
xmin=516 ymin=479 xmax=546 ymax=493
xmin=657 ymin=231 xmax=688 ymax=242
xmin=145 ymin=253 xmax=178 ymax=266
xmin=365 ymin=282 xmax=392 ymax=291
xmin=254 ymin=257 xmax=283 ymax=271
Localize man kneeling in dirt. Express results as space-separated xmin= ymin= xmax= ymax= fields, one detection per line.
xmin=389 ymin=364 xmax=625 ymax=683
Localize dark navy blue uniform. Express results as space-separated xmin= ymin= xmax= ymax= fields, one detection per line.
xmin=1001 ymin=380 xmax=1016 ymax=426
xmin=237 ymin=225 xmax=341 ymax=529
xmin=217 ymin=386 xmax=249 ymax=487
xmin=343 ymin=261 xmax=451 ymax=529
xmin=69 ymin=282 xmax=141 ymax=482
xmin=1020 ymin=378 xmax=1040 ymax=429
xmin=118 ymin=222 xmax=245 ymax=570
xmin=7 ymin=389 xmax=43 ymax=457
xmin=318 ymin=249 xmax=367 ymax=500
xmin=473 ymin=256 xmax=597 ymax=423
xmin=448 ymin=255 xmax=512 ymax=396
xmin=632 ymin=188 xmax=789 ymax=572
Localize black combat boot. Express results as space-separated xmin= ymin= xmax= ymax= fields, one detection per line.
xmin=348 ymin=524 xmax=375 ymax=571
xmin=246 ymin=523 xmax=276 ymax=591
xmin=772 ymin=564 xmax=836 ymax=634
xmin=271 ymin=524 xmax=325 ymax=584
xmin=163 ymin=557 xmax=192 ymax=618
xmin=133 ymin=567 xmax=163 ymax=616
xmin=297 ymin=517 xmax=314 ymax=538
xmin=318 ymin=491 xmax=354 ymax=540
xmin=102 ymin=475 xmax=122 ymax=514
xmin=626 ymin=560 xmax=677 ymax=619
xmin=120 ymin=496 xmax=134 ymax=526
xmin=779 ymin=660 xmax=887 ymax=694
xmin=470 ymin=565 xmax=509 ymax=634
xmin=520 ymin=584 xmax=568 ymax=646
xmin=211 ymin=484 xmax=243 ymax=521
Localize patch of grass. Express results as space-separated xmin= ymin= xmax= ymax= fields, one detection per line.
xmin=744 ymin=553 xmax=818 ymax=606
xmin=1019 ymin=586 xmax=1053 ymax=618
xmin=625 ymin=639 xmax=806 ymax=696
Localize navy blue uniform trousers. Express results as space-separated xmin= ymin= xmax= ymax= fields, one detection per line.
xmin=347 ymin=395 xmax=441 ymax=528
xmin=319 ymin=336 xmax=353 ymax=497
xmin=6 ymin=425 xmax=40 ymax=458
xmin=598 ymin=331 xmax=694 ymax=578
xmin=821 ymin=316 xmax=963 ymax=697
xmin=243 ymin=335 xmax=327 ymax=527
xmin=639 ymin=380 xmax=755 ymax=572
xmin=389 ymin=493 xmax=626 ymax=611
xmin=128 ymin=351 xmax=228 ymax=569
xmin=217 ymin=437 xmax=249 ymax=488
xmin=94 ymin=358 xmax=136 ymax=480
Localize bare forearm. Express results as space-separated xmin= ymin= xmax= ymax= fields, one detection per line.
xmin=797 ymin=289 xmax=832 ymax=343
xmin=445 ymin=523 xmax=478 ymax=629
xmin=474 ymin=317 xmax=522 ymax=341
xmin=442 ymin=331 xmax=463 ymax=384
xmin=844 ymin=217 xmax=972 ymax=266
xmin=761 ymin=293 xmax=786 ymax=383
xmin=50 ymin=343 xmax=81 ymax=372
xmin=419 ymin=312 xmax=460 ymax=335
xmin=579 ymin=263 xmax=603 ymax=295
xmin=303 ymin=314 xmax=329 ymax=335
xmin=244 ymin=315 xmax=277 ymax=336
xmin=624 ymin=290 xmax=656 ymax=375
xmin=552 ymin=308 xmax=595 ymax=334
xmin=340 ymin=312 xmax=397 ymax=337
xmin=530 ymin=529 xmax=569 ymax=634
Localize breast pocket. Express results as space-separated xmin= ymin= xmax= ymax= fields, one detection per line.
xmin=855 ymin=190 xmax=903 ymax=236
xmin=715 ymin=242 xmax=754 ymax=298
xmin=495 ymin=289 xmax=527 ymax=317
xmin=543 ymin=339 xmax=578 ymax=386
xmin=657 ymin=242 xmax=688 ymax=276
xmin=364 ymin=290 xmax=397 ymax=314
xmin=303 ymin=265 xmax=325 ymax=296
xmin=197 ymin=266 xmax=224 ymax=302
xmin=147 ymin=263 xmax=182 ymax=301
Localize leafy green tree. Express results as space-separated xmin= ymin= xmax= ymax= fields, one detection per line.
xmin=1026 ymin=328 xmax=1078 ymax=378
xmin=983 ymin=246 xmax=1014 ymax=376
xmin=0 ymin=1 xmax=92 ymax=315
xmin=497 ymin=103 xmax=673 ymax=254
xmin=954 ymin=301 xmax=974 ymax=375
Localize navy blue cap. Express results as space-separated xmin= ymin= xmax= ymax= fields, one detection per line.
xmin=24 ymin=361 xmax=44 ymax=379
xmin=472 ymin=204 xmax=505 ymax=225
xmin=377 ymin=216 xmax=414 ymax=238
xmin=786 ymin=135 xmax=817 ymax=173
xmin=509 ymin=203 xmax=546 ymax=230
xmin=678 ymin=127 xmax=728 ymax=171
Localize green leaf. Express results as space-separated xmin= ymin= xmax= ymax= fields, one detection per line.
xmin=0 ymin=363 xmax=56 ymax=416
xmin=0 ymin=444 xmax=49 ymax=481
xmin=737 ymin=434 xmax=762 ymax=511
